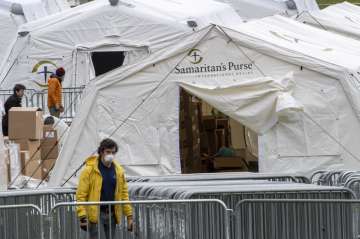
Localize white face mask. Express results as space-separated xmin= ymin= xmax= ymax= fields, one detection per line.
xmin=104 ymin=154 xmax=114 ymax=163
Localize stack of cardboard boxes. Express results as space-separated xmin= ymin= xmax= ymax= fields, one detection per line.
xmin=41 ymin=125 xmax=59 ymax=179
xmin=179 ymin=89 xmax=203 ymax=173
xmin=7 ymin=107 xmax=59 ymax=181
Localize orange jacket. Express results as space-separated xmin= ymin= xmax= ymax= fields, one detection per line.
xmin=48 ymin=77 xmax=62 ymax=108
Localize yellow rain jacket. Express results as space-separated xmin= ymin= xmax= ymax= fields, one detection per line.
xmin=76 ymin=156 xmax=133 ymax=224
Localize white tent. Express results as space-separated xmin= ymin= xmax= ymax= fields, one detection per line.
xmin=0 ymin=0 xmax=68 ymax=21
xmin=296 ymin=2 xmax=360 ymax=40
xmin=0 ymin=0 xmax=68 ymax=76
xmin=0 ymin=0 xmax=241 ymax=90
xmin=216 ymin=0 xmax=318 ymax=20
xmin=50 ymin=15 xmax=360 ymax=186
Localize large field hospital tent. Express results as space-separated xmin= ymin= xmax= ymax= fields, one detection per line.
xmin=296 ymin=2 xmax=360 ymax=40
xmin=216 ymin=0 xmax=318 ymax=20
xmin=0 ymin=0 xmax=241 ymax=90
xmin=0 ymin=0 xmax=68 ymax=77
xmin=50 ymin=15 xmax=360 ymax=186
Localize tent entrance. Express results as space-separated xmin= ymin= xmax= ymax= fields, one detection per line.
xmin=179 ymin=88 xmax=258 ymax=173
xmin=91 ymin=51 xmax=125 ymax=76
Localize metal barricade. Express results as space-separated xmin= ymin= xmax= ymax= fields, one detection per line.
xmin=0 ymin=86 xmax=84 ymax=121
xmin=30 ymin=90 xmax=46 ymax=111
xmin=0 ymin=204 xmax=43 ymax=239
xmin=234 ymin=199 xmax=360 ymax=239
xmin=29 ymin=86 xmax=84 ymax=121
xmin=345 ymin=175 xmax=360 ymax=199
xmin=311 ymin=171 xmax=360 ymax=198
xmin=62 ymin=87 xmax=84 ymax=121
xmin=0 ymin=188 xmax=76 ymax=214
xmin=128 ymin=173 xmax=310 ymax=184
xmin=49 ymin=199 xmax=232 ymax=239
xmin=0 ymin=89 xmax=30 ymax=107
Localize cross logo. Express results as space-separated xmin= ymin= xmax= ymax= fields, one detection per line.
xmin=37 ymin=66 xmax=53 ymax=83
xmin=188 ymin=49 xmax=203 ymax=64
xmin=32 ymin=60 xmax=57 ymax=87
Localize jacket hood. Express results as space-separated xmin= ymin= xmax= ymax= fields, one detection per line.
xmin=85 ymin=155 xmax=98 ymax=166
xmin=85 ymin=155 xmax=123 ymax=173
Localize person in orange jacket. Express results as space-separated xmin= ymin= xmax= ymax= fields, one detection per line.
xmin=48 ymin=67 xmax=65 ymax=117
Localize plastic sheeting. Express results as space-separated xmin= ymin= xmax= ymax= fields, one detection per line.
xmin=0 ymin=117 xmax=6 ymax=190
xmin=8 ymin=143 xmax=21 ymax=183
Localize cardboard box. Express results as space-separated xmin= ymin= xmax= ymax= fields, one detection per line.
xmin=12 ymin=139 xmax=28 ymax=150
xmin=23 ymin=159 xmax=43 ymax=180
xmin=20 ymin=150 xmax=30 ymax=167
xmin=213 ymin=157 xmax=248 ymax=170
xmin=41 ymin=126 xmax=58 ymax=160
xmin=9 ymin=107 xmax=43 ymax=140
xmin=41 ymin=144 xmax=58 ymax=160
xmin=42 ymin=158 xmax=57 ymax=180
xmin=13 ymin=140 xmax=41 ymax=161
xmin=11 ymin=139 xmax=41 ymax=155
xmin=43 ymin=125 xmax=57 ymax=138
xmin=203 ymin=116 xmax=216 ymax=130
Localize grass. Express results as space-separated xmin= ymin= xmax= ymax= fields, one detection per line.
xmin=317 ymin=0 xmax=360 ymax=7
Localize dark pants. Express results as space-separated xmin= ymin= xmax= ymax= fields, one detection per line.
xmin=49 ymin=106 xmax=60 ymax=118
xmin=88 ymin=211 xmax=116 ymax=239
xmin=2 ymin=115 xmax=8 ymax=136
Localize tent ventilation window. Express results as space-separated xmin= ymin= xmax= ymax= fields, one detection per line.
xmin=91 ymin=51 xmax=125 ymax=76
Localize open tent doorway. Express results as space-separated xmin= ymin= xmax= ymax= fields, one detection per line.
xmin=179 ymin=88 xmax=258 ymax=173
xmin=91 ymin=51 xmax=126 ymax=77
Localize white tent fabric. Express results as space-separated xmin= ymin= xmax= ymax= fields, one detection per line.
xmin=215 ymin=0 xmax=318 ymax=20
xmin=50 ymin=16 xmax=360 ymax=186
xmin=0 ymin=7 xmax=25 ymax=72
xmin=49 ymin=26 xmax=303 ymax=186
xmin=0 ymin=0 xmax=68 ymax=82
xmin=296 ymin=2 xmax=360 ymax=40
xmin=0 ymin=0 xmax=67 ymax=21
xmin=226 ymin=16 xmax=360 ymax=120
xmin=0 ymin=0 xmax=241 ymax=90
xmin=180 ymin=72 xmax=302 ymax=133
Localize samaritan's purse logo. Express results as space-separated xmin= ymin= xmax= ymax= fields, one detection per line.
xmin=174 ymin=48 xmax=253 ymax=76
xmin=32 ymin=60 xmax=57 ymax=87
xmin=188 ymin=49 xmax=203 ymax=64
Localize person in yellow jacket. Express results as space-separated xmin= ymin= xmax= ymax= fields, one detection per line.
xmin=76 ymin=138 xmax=133 ymax=239
xmin=47 ymin=67 xmax=65 ymax=117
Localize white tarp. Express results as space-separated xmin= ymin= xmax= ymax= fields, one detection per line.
xmin=296 ymin=2 xmax=360 ymax=41
xmin=50 ymin=15 xmax=360 ymax=186
xmin=215 ymin=0 xmax=318 ymax=20
xmin=180 ymin=72 xmax=301 ymax=133
xmin=0 ymin=0 xmax=241 ymax=90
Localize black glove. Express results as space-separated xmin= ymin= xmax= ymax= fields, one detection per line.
xmin=79 ymin=217 xmax=88 ymax=231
